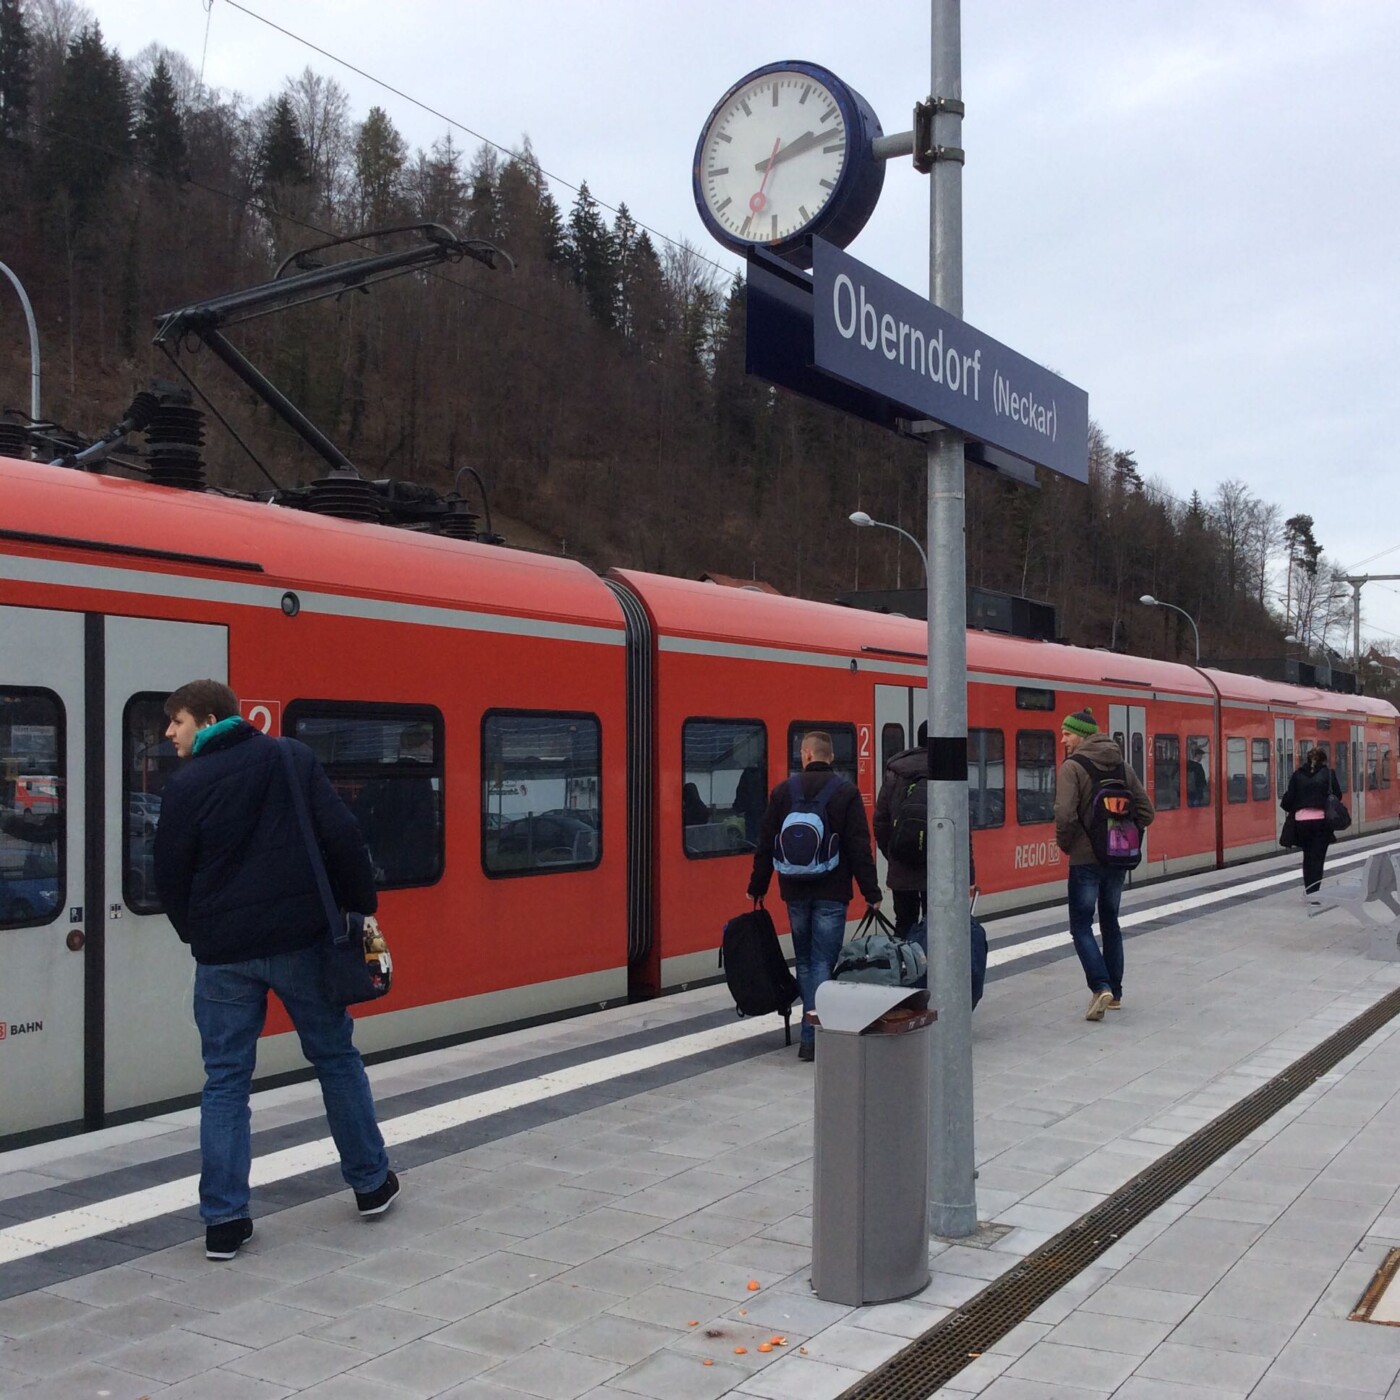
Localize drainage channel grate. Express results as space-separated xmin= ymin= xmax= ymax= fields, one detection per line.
xmin=840 ymin=982 xmax=1400 ymax=1400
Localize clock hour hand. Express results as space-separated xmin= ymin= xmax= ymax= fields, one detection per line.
xmin=753 ymin=129 xmax=824 ymax=170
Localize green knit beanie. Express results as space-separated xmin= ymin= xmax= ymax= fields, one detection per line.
xmin=1061 ymin=708 xmax=1098 ymax=737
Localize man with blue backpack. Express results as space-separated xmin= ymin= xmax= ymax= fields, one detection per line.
xmin=1053 ymin=708 xmax=1155 ymax=1022
xmin=747 ymin=731 xmax=882 ymax=1061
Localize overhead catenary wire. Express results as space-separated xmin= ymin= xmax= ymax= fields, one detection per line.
xmin=218 ymin=0 xmax=741 ymax=286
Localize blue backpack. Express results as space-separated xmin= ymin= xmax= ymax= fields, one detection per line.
xmin=772 ymin=774 xmax=843 ymax=878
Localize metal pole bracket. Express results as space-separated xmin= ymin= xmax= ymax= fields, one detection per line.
xmin=913 ymin=96 xmax=966 ymax=173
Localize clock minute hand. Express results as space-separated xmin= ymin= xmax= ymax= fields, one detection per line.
xmin=753 ymin=130 xmax=821 ymax=171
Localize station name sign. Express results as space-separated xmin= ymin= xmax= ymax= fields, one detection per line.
xmin=812 ymin=240 xmax=1089 ymax=482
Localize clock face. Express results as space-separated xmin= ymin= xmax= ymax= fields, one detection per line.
xmin=697 ymin=70 xmax=850 ymax=249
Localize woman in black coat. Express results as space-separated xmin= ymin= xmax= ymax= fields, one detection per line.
xmin=1280 ymin=747 xmax=1343 ymax=893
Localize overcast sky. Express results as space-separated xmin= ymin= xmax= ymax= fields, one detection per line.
xmin=80 ymin=0 xmax=1400 ymax=655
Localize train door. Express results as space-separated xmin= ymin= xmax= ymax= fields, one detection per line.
xmin=1 ymin=606 xmax=87 ymax=1140
xmin=1274 ymin=717 xmax=1296 ymax=840
xmin=873 ymin=684 xmax=927 ymax=886
xmin=1108 ymin=703 xmax=1148 ymax=873
xmin=1351 ymin=723 xmax=1367 ymax=827
xmin=0 ymin=607 xmax=226 ymax=1144
xmin=103 ymin=617 xmax=227 ymax=1117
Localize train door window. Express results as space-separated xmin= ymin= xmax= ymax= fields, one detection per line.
xmin=122 ymin=695 xmax=180 ymax=913
xmin=1130 ymin=733 xmax=1145 ymax=784
xmin=1014 ymin=730 xmax=1056 ymax=825
xmin=1186 ymin=735 xmax=1210 ymax=807
xmin=1153 ymin=735 xmax=1181 ymax=811
xmin=482 ymin=710 xmax=600 ymax=876
xmin=1335 ymin=739 xmax=1349 ymax=794
xmin=1 ymin=689 xmax=64 ymax=929
xmin=683 ymin=719 xmax=766 ymax=858
xmin=1226 ymin=737 xmax=1247 ymax=803
xmin=288 ymin=703 xmax=444 ymax=888
xmin=1382 ymin=745 xmax=1392 ymax=788
xmin=1252 ymin=738 xmax=1271 ymax=801
xmin=787 ymin=724 xmax=858 ymax=785
xmin=881 ymin=723 xmax=905 ymax=771
xmin=1368 ymin=742 xmax=1379 ymax=790
xmin=969 ymin=728 xmax=1005 ymax=829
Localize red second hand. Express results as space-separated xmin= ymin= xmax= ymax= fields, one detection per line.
xmin=749 ymin=138 xmax=782 ymax=214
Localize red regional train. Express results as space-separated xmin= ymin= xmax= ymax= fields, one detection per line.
xmin=2 ymin=453 xmax=1397 ymax=1144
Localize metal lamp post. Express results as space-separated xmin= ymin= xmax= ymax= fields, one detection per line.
xmin=1140 ymin=594 xmax=1200 ymax=664
xmin=0 ymin=259 xmax=41 ymax=425
xmin=849 ymin=510 xmax=929 ymax=581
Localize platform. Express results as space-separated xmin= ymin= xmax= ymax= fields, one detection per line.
xmin=3 ymin=834 xmax=1400 ymax=1399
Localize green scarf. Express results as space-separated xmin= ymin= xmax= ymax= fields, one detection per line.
xmin=191 ymin=715 xmax=244 ymax=755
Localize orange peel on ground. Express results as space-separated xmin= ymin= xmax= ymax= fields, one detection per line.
xmin=702 ymin=1359 xmax=714 ymax=1366
xmin=734 ymin=1346 xmax=748 ymax=1354
xmin=758 ymin=1343 xmax=773 ymax=1353
xmin=746 ymin=1280 xmax=761 ymax=1290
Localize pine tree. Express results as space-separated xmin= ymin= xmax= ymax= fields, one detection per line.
xmin=352 ymin=105 xmax=407 ymax=227
xmin=257 ymin=93 xmax=310 ymax=189
xmin=0 ymin=0 xmax=32 ymax=146
xmin=566 ymin=182 xmax=618 ymax=330
xmin=45 ymin=23 xmax=131 ymax=230
xmin=137 ymin=55 xmax=185 ymax=181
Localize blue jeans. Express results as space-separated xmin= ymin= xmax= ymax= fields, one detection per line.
xmin=787 ymin=899 xmax=848 ymax=1044
xmin=193 ymin=946 xmax=388 ymax=1225
xmin=1067 ymin=863 xmax=1126 ymax=998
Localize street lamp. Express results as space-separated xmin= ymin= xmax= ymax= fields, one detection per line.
xmin=1139 ymin=594 xmax=1200 ymax=664
xmin=848 ymin=510 xmax=929 ymax=582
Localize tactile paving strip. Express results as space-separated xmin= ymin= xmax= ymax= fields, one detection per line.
xmin=841 ymin=982 xmax=1400 ymax=1400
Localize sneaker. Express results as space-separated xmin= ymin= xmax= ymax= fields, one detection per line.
xmin=355 ymin=1169 xmax=400 ymax=1217
xmin=797 ymin=1041 xmax=815 ymax=1063
xmin=205 ymin=1218 xmax=254 ymax=1260
xmin=1107 ymin=997 xmax=1122 ymax=1009
xmin=1085 ymin=990 xmax=1113 ymax=1022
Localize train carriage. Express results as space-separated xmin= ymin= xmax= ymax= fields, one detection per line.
xmin=2 ymin=452 xmax=1397 ymax=1145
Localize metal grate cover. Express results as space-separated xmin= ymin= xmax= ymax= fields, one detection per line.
xmin=840 ymin=982 xmax=1400 ymax=1400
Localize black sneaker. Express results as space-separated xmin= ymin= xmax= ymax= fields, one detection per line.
xmin=797 ymin=1041 xmax=815 ymax=1063
xmin=355 ymin=1169 xmax=400 ymax=1217
xmin=205 ymin=1218 xmax=254 ymax=1260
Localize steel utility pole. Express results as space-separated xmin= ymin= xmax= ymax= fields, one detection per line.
xmin=1345 ymin=575 xmax=1400 ymax=668
xmin=925 ymin=0 xmax=977 ymax=1239
xmin=0 ymin=260 xmax=41 ymax=424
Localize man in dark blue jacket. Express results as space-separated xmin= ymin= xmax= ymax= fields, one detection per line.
xmin=747 ymin=731 xmax=881 ymax=1061
xmin=154 ymin=679 xmax=397 ymax=1260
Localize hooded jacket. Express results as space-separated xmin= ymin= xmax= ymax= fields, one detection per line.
xmin=874 ymin=746 xmax=978 ymax=892
xmin=1053 ymin=732 xmax=1155 ymax=867
xmin=154 ymin=721 xmax=377 ymax=965
xmin=747 ymin=763 xmax=881 ymax=906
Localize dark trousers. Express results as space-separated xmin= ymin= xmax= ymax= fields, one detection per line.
xmin=892 ymin=888 xmax=926 ymax=937
xmin=1296 ymin=820 xmax=1330 ymax=893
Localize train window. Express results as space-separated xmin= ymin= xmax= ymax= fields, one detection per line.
xmin=969 ymin=728 xmax=1005 ymax=829
xmin=1336 ymin=739 xmax=1349 ymax=794
xmin=682 ymin=719 xmax=766 ymax=859
xmin=1014 ymin=730 xmax=1056 ymax=825
xmin=482 ymin=710 xmax=600 ymax=877
xmin=881 ymin=723 xmax=906 ymax=771
xmin=1252 ymin=738 xmax=1271 ymax=801
xmin=1313 ymin=740 xmax=1330 ymax=767
xmin=1226 ymin=737 xmax=1247 ymax=804
xmin=1 ymin=688 xmax=64 ymax=930
xmin=122 ymin=695 xmax=180 ymax=913
xmin=787 ymin=724 xmax=858 ymax=785
xmin=288 ymin=703 xmax=444 ymax=888
xmin=1153 ymin=735 xmax=1181 ymax=811
xmin=1368 ymin=742 xmax=1379 ymax=790
xmin=1186 ymin=735 xmax=1211 ymax=808
xmin=1014 ymin=687 xmax=1056 ymax=712
xmin=1383 ymin=746 xmax=1392 ymax=788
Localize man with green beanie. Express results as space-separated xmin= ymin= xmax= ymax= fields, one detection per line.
xmin=1053 ymin=708 xmax=1154 ymax=1021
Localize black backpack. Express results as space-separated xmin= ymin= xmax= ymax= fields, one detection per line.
xmin=886 ymin=773 xmax=928 ymax=865
xmin=719 ymin=905 xmax=800 ymax=1044
xmin=1068 ymin=754 xmax=1144 ymax=869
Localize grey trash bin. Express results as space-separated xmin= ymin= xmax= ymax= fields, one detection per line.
xmin=810 ymin=981 xmax=935 ymax=1306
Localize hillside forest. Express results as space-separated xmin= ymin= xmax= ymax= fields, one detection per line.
xmin=0 ymin=2 xmax=1391 ymax=697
